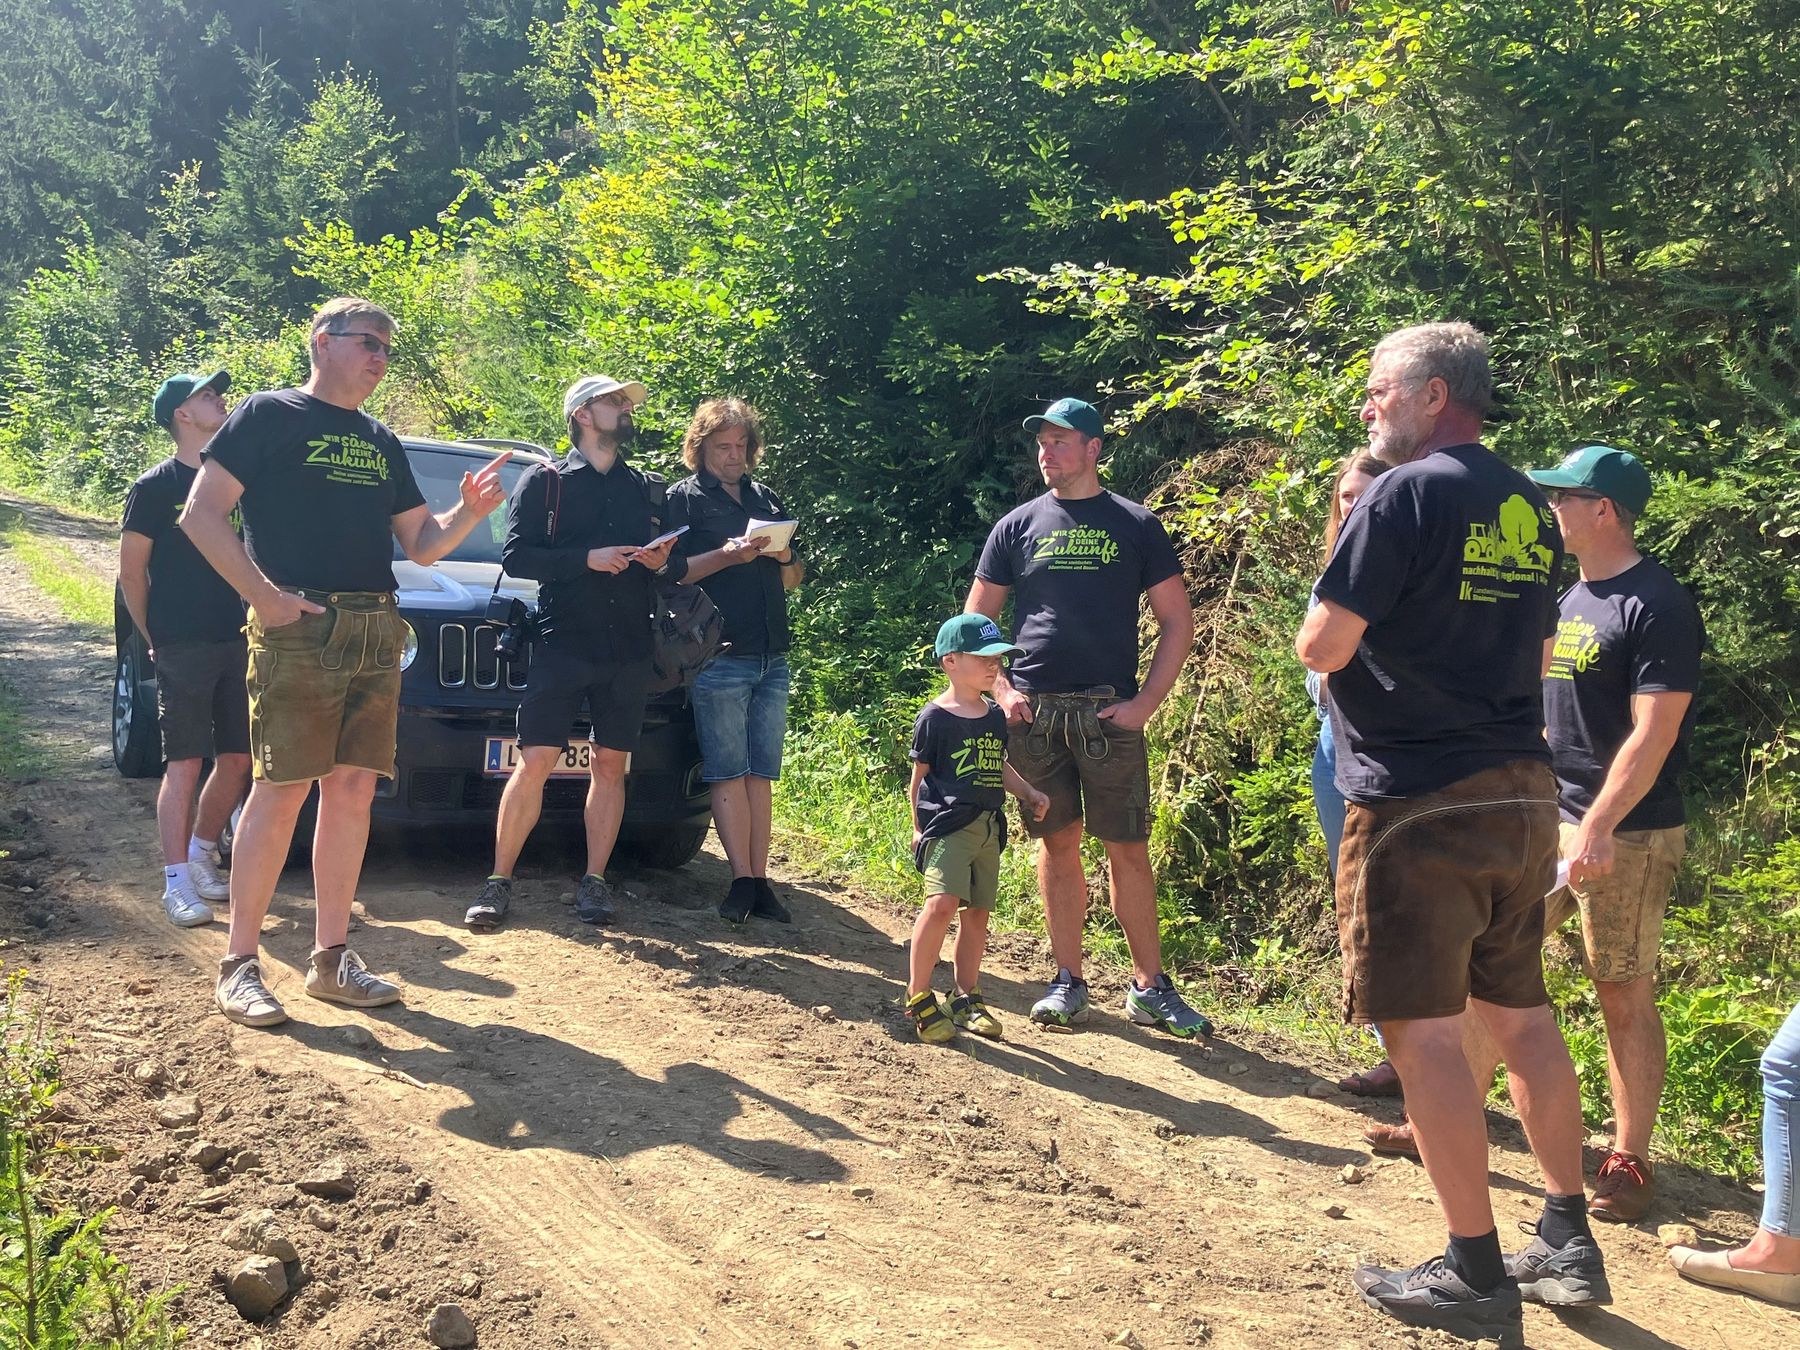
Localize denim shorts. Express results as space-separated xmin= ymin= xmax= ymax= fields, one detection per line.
xmin=690 ymin=653 xmax=790 ymax=781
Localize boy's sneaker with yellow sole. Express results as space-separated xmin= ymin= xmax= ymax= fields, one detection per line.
xmin=906 ymin=990 xmax=956 ymax=1043
xmin=948 ymin=990 xmax=1002 ymax=1039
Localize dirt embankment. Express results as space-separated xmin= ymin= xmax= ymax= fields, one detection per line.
xmin=0 ymin=491 xmax=1788 ymax=1348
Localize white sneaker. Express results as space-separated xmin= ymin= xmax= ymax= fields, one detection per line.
xmin=162 ymin=876 xmax=213 ymax=928
xmin=189 ymin=852 xmax=231 ymax=902
xmin=216 ymin=958 xmax=288 ymax=1027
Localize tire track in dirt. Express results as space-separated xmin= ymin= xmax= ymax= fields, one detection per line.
xmin=3 ymin=489 xmax=1791 ymax=1348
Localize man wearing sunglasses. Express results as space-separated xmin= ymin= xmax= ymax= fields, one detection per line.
xmin=182 ymin=297 xmax=509 ymax=1028
xmin=1520 ymin=444 xmax=1703 ymax=1222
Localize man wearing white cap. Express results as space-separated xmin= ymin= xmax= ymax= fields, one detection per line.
xmin=467 ymin=375 xmax=682 ymax=930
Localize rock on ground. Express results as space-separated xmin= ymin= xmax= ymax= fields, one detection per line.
xmin=225 ymin=1254 xmax=288 ymax=1319
xmin=427 ymin=1301 xmax=478 ymax=1347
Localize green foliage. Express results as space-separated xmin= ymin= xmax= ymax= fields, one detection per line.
xmin=0 ymin=969 xmax=183 ymax=1348
xmin=0 ymin=508 xmax=113 ymax=632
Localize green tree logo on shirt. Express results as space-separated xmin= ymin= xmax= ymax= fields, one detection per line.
xmin=1458 ymin=494 xmax=1555 ymax=602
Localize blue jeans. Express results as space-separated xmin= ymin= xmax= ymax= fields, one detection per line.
xmin=1762 ymin=999 xmax=1800 ymax=1235
xmin=1311 ymin=715 xmax=1347 ymax=878
xmin=690 ymin=653 xmax=790 ymax=782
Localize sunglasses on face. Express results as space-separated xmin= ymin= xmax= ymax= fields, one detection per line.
xmin=326 ymin=331 xmax=393 ymax=358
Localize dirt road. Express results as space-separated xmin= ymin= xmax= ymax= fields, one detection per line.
xmin=0 ymin=492 xmax=1790 ymax=1349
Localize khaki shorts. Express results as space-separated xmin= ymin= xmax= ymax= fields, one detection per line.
xmin=1336 ymin=759 xmax=1560 ymax=1025
xmin=1546 ymin=822 xmax=1685 ymax=983
xmin=1007 ymin=691 xmax=1150 ymax=843
xmin=917 ymin=814 xmax=1002 ymax=910
xmin=245 ymin=591 xmax=406 ymax=784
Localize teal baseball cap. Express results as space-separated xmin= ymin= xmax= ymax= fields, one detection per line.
xmin=152 ymin=370 xmax=230 ymax=430
xmin=934 ymin=613 xmax=1024 ymax=660
xmin=1527 ymin=444 xmax=1653 ymax=515
xmin=1022 ymin=397 xmax=1104 ymax=440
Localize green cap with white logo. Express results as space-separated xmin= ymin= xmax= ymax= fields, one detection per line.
xmin=934 ymin=613 xmax=1024 ymax=660
xmin=1526 ymin=445 xmax=1653 ymax=515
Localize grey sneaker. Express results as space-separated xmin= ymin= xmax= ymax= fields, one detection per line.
xmin=1029 ymin=968 xmax=1091 ymax=1028
xmin=465 ymin=875 xmax=513 ymax=932
xmin=1124 ymin=972 xmax=1213 ymax=1040
xmin=162 ymin=875 xmax=213 ymax=928
xmin=305 ymin=947 xmax=401 ymax=1008
xmin=188 ymin=852 xmax=231 ymax=902
xmin=575 ymin=873 xmax=630 ymax=925
xmin=1353 ymin=1256 xmax=1523 ymax=1347
xmin=1505 ymin=1226 xmax=1612 ymax=1307
xmin=216 ymin=958 xmax=287 ymax=1027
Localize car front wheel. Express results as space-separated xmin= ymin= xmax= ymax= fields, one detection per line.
xmin=112 ymin=635 xmax=163 ymax=778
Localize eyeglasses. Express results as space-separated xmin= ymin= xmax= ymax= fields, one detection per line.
xmin=325 ymin=331 xmax=393 ymax=358
xmin=1547 ymin=489 xmax=1605 ymax=505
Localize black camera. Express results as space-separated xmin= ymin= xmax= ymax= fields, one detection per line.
xmin=488 ymin=595 xmax=534 ymax=662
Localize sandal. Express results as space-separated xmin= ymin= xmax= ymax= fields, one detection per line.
xmin=1338 ymin=1059 xmax=1403 ymax=1097
xmin=906 ymin=990 xmax=956 ymax=1044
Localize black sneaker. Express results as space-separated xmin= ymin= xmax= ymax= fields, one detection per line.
xmin=719 ymin=877 xmax=756 ymax=925
xmin=1352 ymin=1256 xmax=1523 ymax=1348
xmin=574 ymin=873 xmax=621 ymax=925
xmin=751 ymin=878 xmax=791 ymax=924
xmin=1505 ymin=1225 xmax=1612 ymax=1307
xmin=465 ymin=876 xmax=512 ymax=932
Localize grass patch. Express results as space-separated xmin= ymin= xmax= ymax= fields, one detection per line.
xmin=0 ymin=503 xmax=111 ymax=631
xmin=0 ymin=675 xmax=50 ymax=782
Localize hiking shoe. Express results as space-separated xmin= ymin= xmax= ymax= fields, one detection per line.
xmin=719 ymin=876 xmax=756 ymax=925
xmin=465 ymin=875 xmax=513 ymax=932
xmin=1589 ymin=1150 xmax=1654 ymax=1223
xmin=906 ymin=990 xmax=956 ymax=1044
xmin=751 ymin=878 xmax=791 ymax=924
xmin=216 ymin=958 xmax=287 ymax=1028
xmin=1506 ymin=1224 xmax=1613 ymax=1306
xmin=305 ymin=947 xmax=401 ymax=1009
xmin=948 ymin=990 xmax=1002 ymax=1040
xmin=1353 ymin=1256 xmax=1523 ymax=1347
xmin=189 ymin=852 xmax=231 ymax=902
xmin=575 ymin=873 xmax=624 ymax=925
xmin=1124 ymin=972 xmax=1213 ymax=1040
xmin=163 ymin=875 xmax=213 ymax=928
xmin=1028 ymin=968 xmax=1091 ymax=1028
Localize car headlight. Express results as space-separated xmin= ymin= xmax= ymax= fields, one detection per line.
xmin=400 ymin=620 xmax=419 ymax=671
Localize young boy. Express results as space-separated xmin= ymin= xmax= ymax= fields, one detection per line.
xmin=905 ymin=613 xmax=1049 ymax=1042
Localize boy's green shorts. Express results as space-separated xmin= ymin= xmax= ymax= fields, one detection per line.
xmin=918 ymin=814 xmax=1002 ymax=910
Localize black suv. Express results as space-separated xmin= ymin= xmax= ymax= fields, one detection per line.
xmin=111 ymin=436 xmax=711 ymax=869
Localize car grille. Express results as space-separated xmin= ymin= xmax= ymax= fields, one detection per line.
xmin=437 ymin=622 xmax=529 ymax=691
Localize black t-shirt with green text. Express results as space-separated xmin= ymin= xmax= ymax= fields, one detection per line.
xmin=202 ymin=389 xmax=425 ymax=593
xmin=119 ymin=457 xmax=246 ymax=646
xmin=910 ymin=701 xmax=1010 ymax=845
xmin=1544 ymin=557 xmax=1702 ymax=831
xmin=974 ymin=490 xmax=1183 ymax=696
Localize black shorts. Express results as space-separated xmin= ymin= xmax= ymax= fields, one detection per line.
xmin=516 ymin=647 xmax=653 ymax=753
xmin=155 ymin=639 xmax=251 ymax=761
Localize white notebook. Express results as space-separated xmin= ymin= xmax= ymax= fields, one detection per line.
xmin=742 ymin=518 xmax=797 ymax=551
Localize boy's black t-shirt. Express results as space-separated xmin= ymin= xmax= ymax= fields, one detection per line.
xmin=974 ymin=490 xmax=1183 ymax=696
xmin=1316 ymin=443 xmax=1564 ymax=802
xmin=909 ymin=701 xmax=1010 ymax=845
xmin=202 ymin=389 xmax=424 ymax=593
xmin=1543 ymin=556 xmax=1703 ymax=831
xmin=119 ymin=457 xmax=246 ymax=646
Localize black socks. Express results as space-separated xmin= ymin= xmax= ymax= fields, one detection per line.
xmin=1538 ymin=1191 xmax=1593 ymax=1249
xmin=1445 ymin=1229 xmax=1507 ymax=1293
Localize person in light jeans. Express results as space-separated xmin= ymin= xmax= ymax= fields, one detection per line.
xmin=666 ymin=398 xmax=804 ymax=925
xmin=1667 ymin=1000 xmax=1800 ymax=1305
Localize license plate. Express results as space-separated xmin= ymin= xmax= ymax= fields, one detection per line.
xmin=483 ymin=737 xmax=591 ymax=778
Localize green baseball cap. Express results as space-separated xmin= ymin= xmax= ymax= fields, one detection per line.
xmin=152 ymin=370 xmax=230 ymax=430
xmin=934 ymin=613 xmax=1024 ymax=660
xmin=1022 ymin=397 xmax=1104 ymax=440
xmin=1526 ymin=444 xmax=1653 ymax=515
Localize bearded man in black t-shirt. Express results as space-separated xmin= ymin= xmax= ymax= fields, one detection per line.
xmin=120 ymin=370 xmax=250 ymax=930
xmin=182 ymin=297 xmax=509 ymax=1029
xmin=966 ymin=397 xmax=1209 ymax=1041
xmin=1298 ymin=323 xmax=1606 ymax=1340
